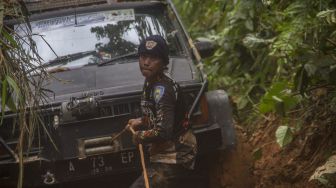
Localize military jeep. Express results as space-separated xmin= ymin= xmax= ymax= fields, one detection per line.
xmin=0 ymin=0 xmax=235 ymax=187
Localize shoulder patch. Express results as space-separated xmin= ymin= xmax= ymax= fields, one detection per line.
xmin=154 ymin=85 xmax=165 ymax=103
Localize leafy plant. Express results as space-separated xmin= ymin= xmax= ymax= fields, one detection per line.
xmin=173 ymin=0 xmax=336 ymax=149
xmin=310 ymin=155 xmax=336 ymax=187
xmin=1 ymin=1 xmax=50 ymax=187
xmin=259 ymin=82 xmax=300 ymax=115
xmin=275 ymin=125 xmax=293 ymax=147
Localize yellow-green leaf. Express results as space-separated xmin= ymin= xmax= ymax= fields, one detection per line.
xmin=252 ymin=147 xmax=262 ymax=161
xmin=275 ymin=125 xmax=293 ymax=147
xmin=6 ymin=76 xmax=20 ymax=98
xmin=2 ymin=29 xmax=19 ymax=48
xmin=1 ymin=79 xmax=7 ymax=124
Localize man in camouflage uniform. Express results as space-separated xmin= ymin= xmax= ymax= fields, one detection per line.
xmin=128 ymin=35 xmax=197 ymax=188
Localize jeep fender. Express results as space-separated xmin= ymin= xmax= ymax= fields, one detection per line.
xmin=206 ymin=90 xmax=236 ymax=149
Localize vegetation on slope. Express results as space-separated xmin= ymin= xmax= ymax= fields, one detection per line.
xmin=174 ymin=0 xmax=336 ymax=186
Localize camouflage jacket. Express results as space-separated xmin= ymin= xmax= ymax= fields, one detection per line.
xmin=136 ymin=74 xmax=197 ymax=169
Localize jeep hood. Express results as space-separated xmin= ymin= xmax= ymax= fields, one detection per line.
xmin=44 ymin=58 xmax=198 ymax=103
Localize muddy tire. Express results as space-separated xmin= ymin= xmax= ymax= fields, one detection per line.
xmin=206 ymin=90 xmax=236 ymax=150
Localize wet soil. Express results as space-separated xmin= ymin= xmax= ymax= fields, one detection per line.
xmin=206 ymin=119 xmax=334 ymax=188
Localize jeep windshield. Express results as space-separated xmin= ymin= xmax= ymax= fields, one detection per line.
xmin=15 ymin=7 xmax=185 ymax=71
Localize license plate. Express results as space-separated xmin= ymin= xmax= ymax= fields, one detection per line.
xmin=55 ymin=150 xmax=140 ymax=180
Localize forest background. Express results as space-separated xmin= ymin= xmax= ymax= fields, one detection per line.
xmin=173 ymin=0 xmax=336 ymax=187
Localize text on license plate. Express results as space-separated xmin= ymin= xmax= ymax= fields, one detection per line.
xmin=65 ymin=151 xmax=136 ymax=176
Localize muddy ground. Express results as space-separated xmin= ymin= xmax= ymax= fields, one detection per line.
xmin=206 ymin=121 xmax=330 ymax=188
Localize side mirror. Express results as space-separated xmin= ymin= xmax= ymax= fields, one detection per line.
xmin=194 ymin=38 xmax=216 ymax=59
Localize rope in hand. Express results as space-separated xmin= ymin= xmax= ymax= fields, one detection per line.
xmin=129 ymin=127 xmax=150 ymax=188
xmin=110 ymin=125 xmax=150 ymax=188
xmin=109 ymin=127 xmax=128 ymax=144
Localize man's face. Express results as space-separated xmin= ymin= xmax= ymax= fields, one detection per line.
xmin=139 ymin=54 xmax=163 ymax=80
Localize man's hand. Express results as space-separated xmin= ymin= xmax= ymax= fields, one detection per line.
xmin=132 ymin=131 xmax=143 ymax=145
xmin=126 ymin=118 xmax=142 ymax=131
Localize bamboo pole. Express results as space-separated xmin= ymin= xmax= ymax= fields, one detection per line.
xmin=129 ymin=127 xmax=150 ymax=188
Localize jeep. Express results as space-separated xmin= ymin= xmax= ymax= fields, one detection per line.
xmin=0 ymin=0 xmax=235 ymax=187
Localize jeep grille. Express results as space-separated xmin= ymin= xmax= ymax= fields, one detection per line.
xmin=100 ymin=102 xmax=140 ymax=117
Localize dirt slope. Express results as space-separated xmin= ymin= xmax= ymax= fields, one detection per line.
xmin=207 ymin=116 xmax=336 ymax=188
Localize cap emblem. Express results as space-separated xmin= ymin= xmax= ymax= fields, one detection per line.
xmin=145 ymin=40 xmax=157 ymax=50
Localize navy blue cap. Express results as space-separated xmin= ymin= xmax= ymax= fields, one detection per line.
xmin=138 ymin=35 xmax=169 ymax=65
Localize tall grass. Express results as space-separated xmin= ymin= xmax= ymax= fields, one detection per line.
xmin=1 ymin=1 xmax=50 ymax=187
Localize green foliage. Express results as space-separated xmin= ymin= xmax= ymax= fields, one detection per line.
xmin=174 ymin=0 xmax=336 ymax=122
xmin=1 ymin=1 xmax=50 ymax=187
xmin=310 ymin=155 xmax=336 ymax=187
xmin=252 ymin=147 xmax=262 ymax=161
xmin=275 ymin=125 xmax=293 ymax=147
xmin=259 ymin=82 xmax=300 ymax=115
xmin=317 ymin=9 xmax=336 ymax=25
xmin=0 ymin=76 xmax=19 ymax=124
